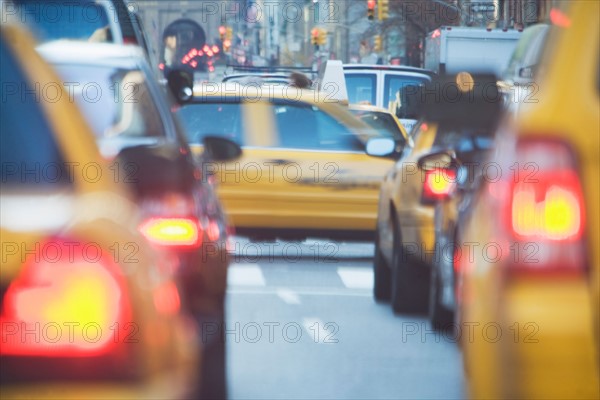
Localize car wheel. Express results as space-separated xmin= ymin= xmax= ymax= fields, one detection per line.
xmin=390 ymin=222 xmax=429 ymax=314
xmin=373 ymin=231 xmax=391 ymax=301
xmin=429 ymin=249 xmax=454 ymax=329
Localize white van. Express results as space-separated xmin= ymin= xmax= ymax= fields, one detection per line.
xmin=343 ymin=64 xmax=434 ymax=133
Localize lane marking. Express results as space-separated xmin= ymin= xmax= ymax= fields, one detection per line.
xmin=276 ymin=288 xmax=301 ymax=305
xmin=336 ymin=267 xmax=374 ymax=290
xmin=227 ymin=263 xmax=266 ymax=286
xmin=228 ymin=287 xmax=371 ymax=297
xmin=302 ymin=317 xmax=330 ymax=344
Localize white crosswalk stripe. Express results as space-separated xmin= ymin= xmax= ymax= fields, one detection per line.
xmin=336 ymin=267 xmax=374 ymax=290
xmin=227 ymin=263 xmax=266 ymax=286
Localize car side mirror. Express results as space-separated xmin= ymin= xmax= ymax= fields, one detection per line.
xmin=166 ymin=69 xmax=193 ymax=105
xmin=365 ymin=137 xmax=399 ymax=159
xmin=202 ymin=136 xmax=242 ymax=161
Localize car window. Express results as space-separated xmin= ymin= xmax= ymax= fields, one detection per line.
xmin=12 ymin=0 xmax=113 ymax=43
xmin=345 ymin=73 xmax=376 ymax=105
xmin=270 ymin=100 xmax=364 ymax=151
xmin=433 ymin=128 xmax=495 ymax=151
xmin=384 ymin=75 xmax=429 ymax=119
xmin=176 ymin=102 xmax=244 ymax=144
xmin=53 ymin=64 xmax=167 ymax=139
xmin=1 ymin=39 xmax=71 ymax=186
xmin=349 ymin=110 xmax=405 ymax=143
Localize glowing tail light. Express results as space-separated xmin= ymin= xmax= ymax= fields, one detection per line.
xmin=510 ymin=171 xmax=583 ymax=241
xmin=502 ymin=138 xmax=586 ymax=273
xmin=1 ymin=239 xmax=131 ymax=356
xmin=139 ymin=217 xmax=201 ymax=248
xmin=422 ymin=168 xmax=457 ymax=203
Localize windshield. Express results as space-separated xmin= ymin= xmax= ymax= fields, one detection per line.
xmin=345 ymin=73 xmax=376 ymax=105
xmin=11 ymin=1 xmax=113 ymax=43
xmin=384 ymin=75 xmax=429 ymax=119
xmin=53 ymin=64 xmax=166 ymax=139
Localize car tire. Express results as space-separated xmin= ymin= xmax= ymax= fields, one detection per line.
xmin=373 ymin=232 xmax=391 ymax=301
xmin=429 ymin=253 xmax=454 ymax=330
xmin=390 ymin=222 xmax=429 ymax=314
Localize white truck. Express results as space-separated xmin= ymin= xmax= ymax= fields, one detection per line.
xmin=425 ymin=27 xmax=522 ymax=76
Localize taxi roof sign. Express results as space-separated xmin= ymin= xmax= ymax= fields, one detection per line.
xmin=317 ymin=60 xmax=348 ymax=104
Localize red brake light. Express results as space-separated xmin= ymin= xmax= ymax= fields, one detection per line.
xmin=500 ymin=138 xmax=587 ymax=273
xmin=550 ymin=8 xmax=571 ymax=28
xmin=510 ymin=170 xmax=583 ymax=241
xmin=422 ymin=168 xmax=457 ymax=203
xmin=1 ymin=239 xmax=131 ymax=356
xmin=139 ymin=217 xmax=201 ymax=248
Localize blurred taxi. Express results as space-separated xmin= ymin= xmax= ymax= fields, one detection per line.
xmin=176 ymin=84 xmax=399 ymax=241
xmin=367 ymin=74 xmax=501 ymax=315
xmin=0 ymin=26 xmax=198 ymax=399
xmin=37 ymin=41 xmax=236 ymax=399
xmin=457 ymin=2 xmax=599 ymax=398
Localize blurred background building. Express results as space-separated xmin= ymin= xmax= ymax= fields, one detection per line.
xmin=132 ymin=0 xmax=564 ymax=70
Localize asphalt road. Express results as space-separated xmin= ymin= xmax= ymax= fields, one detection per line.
xmin=225 ymin=238 xmax=465 ymax=400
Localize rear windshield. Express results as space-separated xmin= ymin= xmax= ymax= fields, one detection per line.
xmin=53 ymin=64 xmax=167 ymax=139
xmin=345 ymin=74 xmax=376 ymax=105
xmin=11 ymin=1 xmax=113 ymax=43
xmin=384 ymin=75 xmax=429 ymax=119
xmin=1 ymin=39 xmax=71 ymax=186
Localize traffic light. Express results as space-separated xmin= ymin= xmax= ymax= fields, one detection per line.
xmin=317 ymin=29 xmax=327 ymax=46
xmin=221 ymin=26 xmax=232 ymax=52
xmin=373 ymin=35 xmax=382 ymax=52
xmin=367 ymin=0 xmax=375 ymax=20
xmin=311 ymin=27 xmax=320 ymax=48
xmin=378 ymin=0 xmax=389 ymax=20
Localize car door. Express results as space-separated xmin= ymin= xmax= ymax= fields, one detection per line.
xmin=393 ymin=122 xmax=438 ymax=263
xmin=222 ymin=98 xmax=394 ymax=232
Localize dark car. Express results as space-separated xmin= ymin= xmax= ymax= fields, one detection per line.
xmin=421 ymin=133 xmax=496 ymax=327
xmin=37 ymin=41 xmax=240 ymax=399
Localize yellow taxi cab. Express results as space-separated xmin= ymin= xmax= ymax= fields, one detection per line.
xmin=0 ymin=26 xmax=199 ymax=399
xmin=457 ymin=2 xmax=599 ymax=398
xmin=368 ymin=120 xmax=441 ymax=311
xmin=367 ymin=73 xmax=502 ymax=314
xmin=176 ymin=84 xmax=398 ymax=240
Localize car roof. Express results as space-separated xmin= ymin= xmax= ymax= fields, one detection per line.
xmin=343 ymin=64 xmax=435 ymax=76
xmin=348 ymin=104 xmax=393 ymax=114
xmin=36 ymin=40 xmax=145 ymax=68
xmin=190 ymin=83 xmax=374 ymax=136
xmin=193 ymin=83 xmax=322 ymax=103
